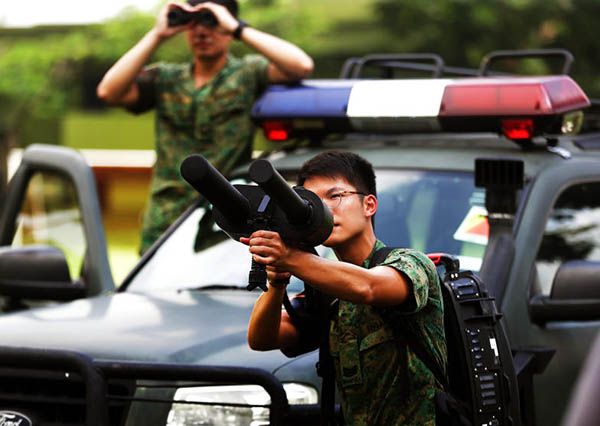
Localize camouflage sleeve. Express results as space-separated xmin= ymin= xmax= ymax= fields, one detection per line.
xmin=241 ymin=55 xmax=270 ymax=96
xmin=125 ymin=63 xmax=161 ymax=114
xmin=379 ymin=249 xmax=438 ymax=314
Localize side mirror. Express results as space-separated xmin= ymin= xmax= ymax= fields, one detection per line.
xmin=0 ymin=245 xmax=86 ymax=301
xmin=529 ymin=260 xmax=600 ymax=325
xmin=0 ymin=145 xmax=114 ymax=296
xmin=551 ymin=260 xmax=600 ymax=299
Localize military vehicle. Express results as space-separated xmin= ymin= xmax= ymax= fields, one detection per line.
xmin=0 ymin=49 xmax=599 ymax=425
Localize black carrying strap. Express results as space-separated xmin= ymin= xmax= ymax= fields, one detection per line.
xmin=370 ymin=247 xmax=449 ymax=390
xmin=282 ymin=246 xmax=338 ymax=426
xmin=283 ymin=290 xmax=337 ymax=426
xmin=318 ymin=306 xmax=337 ymax=426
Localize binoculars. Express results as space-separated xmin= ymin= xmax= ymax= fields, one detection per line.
xmin=167 ymin=7 xmax=218 ymax=27
xmin=180 ymin=155 xmax=334 ymax=291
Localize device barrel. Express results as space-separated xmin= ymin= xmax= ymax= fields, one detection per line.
xmin=180 ymin=154 xmax=250 ymax=222
xmin=249 ymin=159 xmax=310 ymax=225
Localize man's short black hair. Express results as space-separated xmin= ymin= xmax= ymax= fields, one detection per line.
xmin=297 ymin=150 xmax=377 ymax=197
xmin=187 ymin=0 xmax=239 ymax=18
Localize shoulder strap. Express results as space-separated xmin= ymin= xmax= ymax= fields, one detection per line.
xmin=370 ymin=246 xmax=394 ymax=268
xmin=371 ymin=247 xmax=449 ymax=390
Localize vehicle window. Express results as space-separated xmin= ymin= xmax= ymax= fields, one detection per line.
xmin=535 ymin=181 xmax=600 ymax=295
xmin=376 ymin=170 xmax=486 ymax=271
xmin=11 ymin=170 xmax=86 ymax=280
xmin=127 ymin=170 xmax=486 ymax=293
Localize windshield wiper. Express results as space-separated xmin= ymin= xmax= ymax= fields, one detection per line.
xmin=178 ymin=284 xmax=247 ymax=292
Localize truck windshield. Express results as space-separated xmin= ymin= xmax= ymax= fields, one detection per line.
xmin=127 ymin=170 xmax=486 ymax=293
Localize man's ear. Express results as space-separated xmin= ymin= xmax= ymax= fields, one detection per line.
xmin=364 ymin=194 xmax=377 ymax=219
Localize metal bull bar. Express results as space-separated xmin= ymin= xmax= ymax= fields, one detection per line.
xmin=0 ymin=346 xmax=109 ymax=426
xmin=0 ymin=346 xmax=320 ymax=426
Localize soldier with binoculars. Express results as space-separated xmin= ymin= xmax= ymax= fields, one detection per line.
xmin=97 ymin=0 xmax=313 ymax=254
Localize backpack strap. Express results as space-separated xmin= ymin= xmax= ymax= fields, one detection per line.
xmin=370 ymin=247 xmax=449 ymax=390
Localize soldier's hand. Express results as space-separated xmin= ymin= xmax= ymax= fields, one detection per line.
xmin=240 ymin=230 xmax=297 ymax=268
xmin=266 ymin=265 xmax=291 ymax=289
xmin=154 ymin=1 xmax=195 ymax=40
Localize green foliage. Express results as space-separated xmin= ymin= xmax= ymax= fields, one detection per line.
xmin=372 ymin=0 xmax=600 ymax=94
xmin=2 ymin=0 xmax=600 ymax=149
xmin=0 ymin=11 xmax=158 ymax=143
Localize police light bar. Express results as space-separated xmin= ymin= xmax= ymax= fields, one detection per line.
xmin=251 ymin=81 xmax=355 ymax=140
xmin=251 ymin=76 xmax=590 ymax=141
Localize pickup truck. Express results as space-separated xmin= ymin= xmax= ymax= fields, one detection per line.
xmin=1 ymin=50 xmax=599 ymax=426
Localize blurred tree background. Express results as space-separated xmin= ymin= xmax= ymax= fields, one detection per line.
xmin=2 ymin=0 xmax=600 ymax=279
xmin=2 ymin=0 xmax=600 ymax=158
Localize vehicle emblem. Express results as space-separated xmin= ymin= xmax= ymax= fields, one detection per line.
xmin=0 ymin=411 xmax=33 ymax=426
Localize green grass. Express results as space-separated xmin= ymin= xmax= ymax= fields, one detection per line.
xmin=63 ymin=109 xmax=155 ymax=150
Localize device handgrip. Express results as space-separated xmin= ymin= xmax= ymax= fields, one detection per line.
xmin=249 ymin=159 xmax=310 ymax=225
xmin=180 ymin=154 xmax=250 ymax=222
xmin=248 ymin=258 xmax=268 ymax=292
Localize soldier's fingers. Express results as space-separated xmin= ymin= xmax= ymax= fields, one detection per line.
xmin=178 ymin=1 xmax=199 ymax=12
xmin=266 ymin=265 xmax=291 ymax=277
xmin=266 ymin=265 xmax=286 ymax=273
xmin=249 ymin=245 xmax=279 ymax=258
xmin=250 ymin=230 xmax=280 ymax=240
xmin=266 ymin=269 xmax=287 ymax=280
xmin=249 ymin=236 xmax=282 ymax=249
xmin=253 ymin=253 xmax=274 ymax=265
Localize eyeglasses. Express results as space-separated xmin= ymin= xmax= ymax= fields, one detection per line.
xmin=322 ymin=191 xmax=367 ymax=210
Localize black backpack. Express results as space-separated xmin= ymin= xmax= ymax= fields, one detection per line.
xmin=371 ymin=248 xmax=521 ymax=426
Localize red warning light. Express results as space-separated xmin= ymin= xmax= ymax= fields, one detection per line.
xmin=262 ymin=120 xmax=293 ymax=141
xmin=440 ymin=76 xmax=590 ymax=117
xmin=502 ymin=118 xmax=534 ymax=140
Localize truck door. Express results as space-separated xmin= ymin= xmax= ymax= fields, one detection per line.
xmin=0 ymin=144 xmax=114 ymax=312
xmin=503 ymin=158 xmax=600 ymax=426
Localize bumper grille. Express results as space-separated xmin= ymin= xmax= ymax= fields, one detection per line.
xmin=0 ymin=347 xmax=294 ymax=426
xmin=0 ymin=368 xmax=133 ymax=426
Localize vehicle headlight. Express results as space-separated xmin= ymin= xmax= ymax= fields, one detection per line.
xmin=165 ymin=383 xmax=318 ymax=426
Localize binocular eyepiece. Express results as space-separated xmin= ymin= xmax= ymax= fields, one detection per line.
xmin=167 ymin=7 xmax=218 ymax=28
xmin=180 ymin=154 xmax=334 ymax=292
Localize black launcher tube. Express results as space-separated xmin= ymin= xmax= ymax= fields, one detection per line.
xmin=180 ymin=154 xmax=250 ymax=221
xmin=249 ymin=159 xmax=310 ymax=225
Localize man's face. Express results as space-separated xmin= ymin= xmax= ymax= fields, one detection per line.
xmin=303 ymin=175 xmax=375 ymax=248
xmin=185 ymin=21 xmax=232 ymax=60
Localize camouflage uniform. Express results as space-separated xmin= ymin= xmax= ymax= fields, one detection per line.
xmin=284 ymin=240 xmax=447 ymax=424
xmin=328 ymin=240 xmax=447 ymax=425
xmin=129 ymin=55 xmax=269 ymax=254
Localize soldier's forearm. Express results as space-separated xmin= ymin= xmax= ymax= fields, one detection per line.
xmin=247 ymin=285 xmax=287 ymax=350
xmin=240 ymin=27 xmax=313 ymax=81
xmin=285 ymin=251 xmax=409 ymax=306
xmin=97 ymin=28 xmax=162 ymax=105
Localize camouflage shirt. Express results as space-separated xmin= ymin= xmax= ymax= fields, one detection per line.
xmin=329 ymin=240 xmax=447 ymax=425
xmin=130 ymin=55 xmax=269 ymax=253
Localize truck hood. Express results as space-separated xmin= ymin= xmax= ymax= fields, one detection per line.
xmin=0 ymin=289 xmax=299 ymax=372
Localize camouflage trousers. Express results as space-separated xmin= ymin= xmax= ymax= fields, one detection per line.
xmin=139 ymin=185 xmax=196 ymax=255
